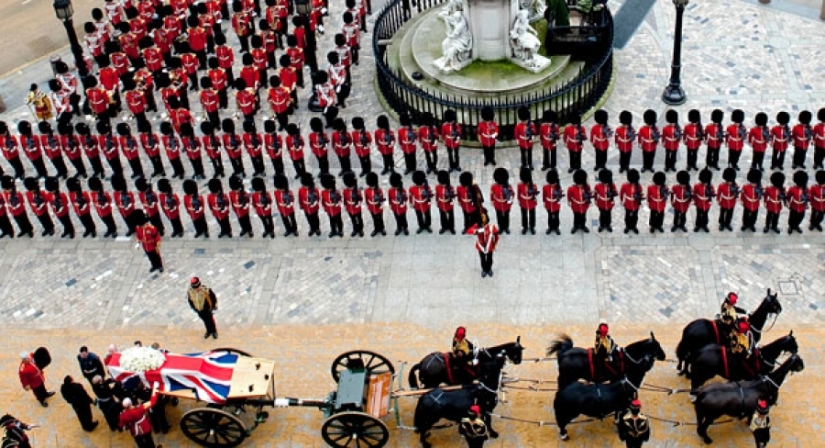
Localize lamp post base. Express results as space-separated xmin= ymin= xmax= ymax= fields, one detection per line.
xmin=662 ymin=84 xmax=686 ymax=106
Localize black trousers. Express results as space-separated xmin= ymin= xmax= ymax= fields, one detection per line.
xmin=623 ymin=439 xmax=645 ymax=448
xmin=751 ymin=151 xmax=765 ymax=170
xmin=192 ymin=215 xmax=208 ymax=237
xmin=328 ymin=214 xmax=344 ymax=235
xmin=100 ymin=214 xmax=117 ymax=235
xmin=258 ymin=214 xmax=275 ymax=236
xmin=36 ymin=213 xmax=55 ymax=234
xmin=145 ymin=249 xmax=163 ymax=271
xmin=190 ymin=158 xmax=206 ymax=179
xmin=483 ymin=145 xmax=496 ymax=165
xmin=316 ymin=154 xmax=329 ymax=176
xmin=765 ymin=211 xmax=780 ymax=230
xmin=569 ymin=150 xmax=581 ymax=171
xmin=742 ymin=208 xmax=758 ymax=230
xmin=197 ymin=309 xmax=217 ymax=334
xmin=50 ymin=156 xmax=69 ymax=178
xmin=770 ymin=149 xmax=786 ymax=169
xmin=673 ymin=210 xmax=687 ymax=230
xmin=686 ymin=149 xmax=699 ymax=170
xmin=237 ymin=214 xmax=253 ymax=236
xmin=381 ymin=154 xmax=394 ymax=173
xmin=649 ymin=210 xmax=664 ymax=230
xmin=348 ymin=212 xmax=363 ymax=234
xmin=304 ymin=211 xmax=320 ymax=234
xmin=478 ymin=251 xmax=493 ymax=272
xmin=403 ymin=152 xmax=416 ymax=173
xmin=370 ymin=212 xmax=385 ymax=233
xmin=438 ymin=209 xmax=454 ymax=232
xmin=359 ymin=155 xmax=372 ymax=176
xmin=706 ymin=146 xmax=720 ymax=168
xmin=89 ymin=156 xmax=106 ymax=178
xmin=788 ymin=209 xmax=805 ymax=230
xmin=619 ymin=151 xmax=631 ymax=172
xmin=12 ymin=213 xmax=33 ymax=236
xmin=32 ymin=383 xmax=49 ymax=402
xmin=595 ymin=150 xmax=607 ymax=170
xmin=447 ymin=147 xmax=460 ymax=170
xmin=728 ymin=150 xmax=741 ymax=168
xmin=664 ymin=149 xmax=677 ymax=171
xmin=598 ymin=208 xmax=611 ymax=229
xmin=414 ymin=209 xmax=431 ymax=230
xmin=695 ymin=208 xmax=709 ymax=230
xmin=521 ymin=208 xmax=536 ymax=230
xmin=170 ymin=158 xmax=186 ymax=179
xmin=168 ymin=216 xmax=184 ymax=236
xmin=281 ymin=212 xmax=298 ymax=235
xmin=216 ymin=217 xmax=232 ymax=236
xmin=148 ymin=155 xmax=165 ymax=177
xmin=133 ymin=432 xmax=157 ymax=448
xmin=642 ymin=151 xmax=655 ymax=171
xmin=121 ymin=212 xmax=137 ymax=235
xmin=462 ymin=210 xmax=480 ymax=233
xmin=106 ymin=157 xmax=124 ymax=179
xmin=719 ymin=207 xmax=734 ymax=228
xmin=547 ymin=210 xmax=560 ymax=231
xmin=71 ymin=403 xmax=96 ymax=431
xmin=393 ymin=212 xmax=408 ymax=231
xmin=495 ymin=209 xmax=510 ymax=232
xmin=69 ymin=157 xmax=88 ymax=178
xmin=811 ymin=210 xmax=824 ymax=230
xmin=8 ymin=157 xmax=25 ymax=178
xmin=31 ymin=157 xmax=49 ymax=178
xmin=292 ymin=159 xmax=306 ymax=179
xmin=229 ymin=157 xmax=246 ymax=177
xmin=424 ymin=150 xmax=438 ymax=173
xmin=573 ymin=211 xmax=586 ymax=230
xmin=78 ymin=214 xmax=96 ymax=235
xmin=338 ymin=155 xmax=352 ymax=175
xmin=128 ymin=158 xmax=145 ymax=179
xmin=792 ymin=146 xmax=807 ymax=168
xmin=521 ymin=148 xmax=533 ymax=169
xmin=814 ymin=146 xmax=825 ymax=169
xmin=543 ymin=147 xmax=556 ymax=170
xmin=625 ymin=209 xmax=638 ymax=230
xmin=0 ymin=215 xmax=14 ymax=237
xmin=269 ymin=157 xmax=285 ymax=177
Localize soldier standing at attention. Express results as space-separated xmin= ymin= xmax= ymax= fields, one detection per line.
xmin=726 ymin=109 xmax=746 ymax=171
xmin=490 ymin=168 xmax=513 ymax=234
xmin=741 ymin=169 xmax=762 ymax=232
xmin=614 ymin=110 xmax=634 ymax=173
xmin=135 ymin=210 xmax=163 ymax=273
xmin=388 ymin=172 xmax=409 ymax=236
xmin=809 ymin=170 xmax=825 ymax=231
xmin=646 ymin=172 xmax=668 ymax=233
xmin=187 ymin=277 xmax=218 ymax=339
xmin=409 ymin=171 xmax=433 ymax=234
xmin=662 ymin=110 xmax=681 ymax=173
xmin=363 ymin=172 xmax=386 ymax=237
xmin=763 ymin=172 xmax=785 ymax=234
xmin=542 ymin=170 xmax=563 ymax=235
xmin=594 ymin=169 xmax=616 ymax=233
xmin=473 ymin=208 xmax=499 ymax=278
xmin=540 ymin=110 xmax=559 ymax=171
xmin=441 ymin=109 xmax=462 ymax=173
xmin=617 ymin=399 xmax=650 ymax=448
xmin=748 ymin=112 xmax=770 ymax=171
xmin=515 ymin=106 xmax=536 ymax=171
xmin=682 ymin=109 xmax=702 ymax=171
xmin=770 ymin=111 xmax=791 ymax=171
xmin=459 ymin=405 xmax=488 ymax=448
xmin=299 ymin=172 xmax=322 ymax=236
xmin=693 ymin=169 xmax=714 ymax=233
xmin=717 ymin=168 xmax=739 ymax=232
xmin=671 ymin=171 xmax=692 ymax=232
xmin=590 ymin=109 xmax=611 ymax=171
xmin=620 ymin=169 xmax=642 ymax=234
xmin=478 ymin=107 xmax=498 ymax=166
xmin=517 ymin=168 xmax=538 ymax=235
xmin=342 ymin=172 xmax=364 ymax=237
xmin=435 ymin=170 xmax=456 ymax=234
xmin=750 ymin=400 xmax=772 ymax=448
xmin=637 ymin=109 xmax=659 ymax=173
xmin=563 ymin=114 xmax=586 ymax=173
xmin=274 ymin=174 xmax=299 ymax=236
xmin=567 ymin=169 xmax=591 ymax=234
xmin=786 ymin=171 xmax=809 ymax=234
xmin=704 ymin=109 xmax=724 ymax=171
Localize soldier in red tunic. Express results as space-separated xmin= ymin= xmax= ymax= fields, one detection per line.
xmin=3 ymin=176 xmax=34 ymax=237
xmin=612 ymin=111 xmax=636 ymax=174
xmin=332 ymin=119 xmax=353 ymax=176
xmin=111 ymin=175 xmax=138 ymax=236
xmin=263 ymin=120 xmax=285 ymax=177
xmin=682 ymin=110 xmax=702 ymax=172
xmin=540 ymin=110 xmax=560 ymax=171
xmin=637 ymin=110 xmax=659 ymax=173
xmin=208 ymin=178 xmax=233 ymax=238
xmin=320 ymin=174 xmax=344 ymax=238
xmin=517 ymin=168 xmax=538 ymax=234
xmin=299 ymin=172 xmax=321 ymax=236
xmin=220 ymin=120 xmax=245 ymax=178
xmin=23 ymin=177 xmax=55 ymax=236
xmin=135 ymin=178 xmax=165 ymax=236
xmin=116 ymin=123 xmax=146 ymax=180
xmin=199 ymin=122 xmax=225 ymax=180
xmin=274 ymin=174 xmax=299 ymax=236
xmin=160 ymin=121 xmax=185 ymax=180
xmin=458 ymin=171 xmax=483 ymax=234
xmin=314 ymin=72 xmax=339 ymax=128
xmin=748 ymin=112 xmax=770 ymax=172
xmin=564 ymin=114 xmax=587 ymax=174
xmin=473 ymin=207 xmax=499 ymax=278
xmin=229 ymin=175 xmax=253 ymax=237
xmin=814 ymin=108 xmax=825 ymax=169
xmin=208 ymin=57 xmax=230 ymax=110
xmin=180 ymin=123 xmax=207 ymax=180
xmin=591 ymin=109 xmax=611 ymax=171
xmin=235 ymin=78 xmax=258 ymax=124
xmin=542 ymin=169 xmax=563 ymax=235
xmin=38 ymin=121 xmax=69 ymax=179
xmin=740 ymin=169 xmax=762 ymax=232
xmin=792 ymin=110 xmax=813 ymax=169
xmin=763 ymin=172 xmax=785 ymax=234
xmin=398 ymin=113 xmax=418 ymax=175
xmin=351 ymin=117 xmax=373 ymax=177
xmin=705 ymin=109 xmax=724 ymax=170
xmin=364 ymin=172 xmax=386 ymax=236
xmin=770 ymin=111 xmax=791 ymax=171
xmin=157 ymin=178 xmax=185 ymax=238
xmin=671 ymin=171 xmax=692 ymax=232
xmin=286 ymin=123 xmax=306 ymax=180
xmin=418 ymin=112 xmax=439 ymax=174
xmin=786 ymin=171 xmax=808 ymax=234
xmin=341 ymin=172 xmax=364 ymax=237
xmin=119 ymin=383 xmax=161 ymax=447
xmin=567 ymin=169 xmax=591 ymax=234
xmin=44 ymin=177 xmax=74 ymax=238
xmin=199 ymin=77 xmax=222 ymax=132
xmin=0 ymin=122 xmax=26 ymax=180
xmin=409 ymin=171 xmax=433 ymax=234
xmin=375 ymin=115 xmax=396 ymax=176
xmin=478 ymin=107 xmax=498 ymax=166
xmin=267 ymin=76 xmax=291 ymax=131
xmin=0 ymin=178 xmax=14 ymax=238
xmin=442 ymin=109 xmax=462 ymax=173
xmin=662 ymin=110 xmax=681 ymax=173
xmin=619 ymin=169 xmax=642 ymax=234
xmin=250 ymin=177 xmax=275 ymax=238
xmin=809 ymin=170 xmax=825 ymax=231
xmin=717 ymin=168 xmax=739 ymax=231
xmin=309 ymin=117 xmax=331 ymax=177
xmin=57 ymin=122 xmax=87 ymax=179
xmin=182 ymin=179 xmax=208 ymax=238
xmin=137 ymin=121 xmax=165 ymax=179
xmin=435 ymin=170 xmax=456 ymax=234
xmin=242 ymin=121 xmax=266 ymax=177
xmin=134 ymin=210 xmax=163 ymax=273
xmin=514 ymin=106 xmax=536 ymax=171
xmin=86 ymin=177 xmax=116 ymax=237
xmin=490 ymin=168 xmax=513 ymax=234
xmin=647 ymin=172 xmax=667 ymax=233
xmin=726 ymin=109 xmax=746 ymax=171
xmin=388 ymin=172 xmax=409 ymax=235
xmin=19 ymin=350 xmax=55 ymax=406
xmin=693 ymin=169 xmax=714 ymax=232
xmin=18 ymin=121 xmax=50 ymax=179
xmin=594 ymin=169 xmax=616 ymax=233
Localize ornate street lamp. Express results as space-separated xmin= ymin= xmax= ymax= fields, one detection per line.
xmin=53 ymin=0 xmax=89 ymax=79
xmin=662 ymin=0 xmax=689 ymax=105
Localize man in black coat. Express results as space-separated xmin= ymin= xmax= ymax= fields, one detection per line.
xmin=60 ymin=375 xmax=98 ymax=432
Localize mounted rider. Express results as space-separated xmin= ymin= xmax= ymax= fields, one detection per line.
xmin=452 ymin=326 xmax=475 ymax=363
xmin=594 ymin=322 xmax=619 ymax=379
xmin=730 ymin=320 xmax=758 ymax=372
xmin=720 ymin=292 xmax=747 ymax=328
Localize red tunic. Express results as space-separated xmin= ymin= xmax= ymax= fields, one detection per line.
xmin=216 ymin=45 xmax=235 ymax=70
xmin=251 ymin=191 xmax=272 ymax=217
xmin=202 ymin=134 xmax=222 ymax=159
xmin=682 ymin=123 xmax=703 ymax=151
xmin=274 ymin=189 xmax=295 ymax=216
xmin=590 ymin=124 xmax=611 ymax=152
xmin=671 ymin=184 xmax=692 ymax=213
xmin=594 ymin=183 xmax=616 ymax=211
xmin=637 ymin=125 xmax=659 ymax=153
xmin=86 ymin=87 xmax=109 ymax=115
xmin=542 ymin=184 xmax=563 ymax=212
xmin=726 ymin=124 xmax=747 ymax=151
xmin=704 ymin=123 xmax=724 ymax=149
xmin=243 ymin=133 xmax=263 ymax=158
xmin=693 ymin=183 xmax=715 ymax=212
xmin=136 ymin=223 xmax=160 ymax=252
xmin=321 ymin=190 xmax=342 ymax=216
xmin=716 ymin=182 xmax=738 ymax=209
xmin=99 ymin=134 xmax=121 ymax=161
xmin=48 ymin=191 xmax=71 ymax=218
xmin=771 ymin=125 xmax=790 ymax=152
xmin=646 ymin=184 xmax=668 ymax=213
xmin=514 ymin=121 xmax=536 ymax=150
xmin=408 ymin=185 xmax=432 ymax=213
xmin=375 ymin=129 xmax=395 ymax=156
xmin=564 ymin=125 xmax=587 ymax=152
xmin=298 ymin=187 xmax=320 ymax=214
xmin=208 ymin=68 xmax=228 ymax=92
xmin=478 ymin=121 xmax=499 ymax=147
xmin=397 ymin=126 xmax=417 ymax=155
xmin=435 ymin=184 xmax=454 ymax=212
xmin=184 ymin=194 xmax=206 ymax=220
xmin=39 ymin=134 xmax=63 ymax=161
xmin=1 ymin=135 xmax=20 ymax=161
xmin=222 ymin=134 xmax=243 ymax=160
xmin=566 ymin=185 xmax=591 ymax=214
xmin=620 ymin=183 xmax=642 ymax=212
xmin=162 ymin=135 xmax=182 ymax=161
xmin=4 ymin=191 xmax=27 ymax=217
xmin=92 ymin=191 xmax=114 ymax=218
xmin=342 ymin=188 xmax=362 ymax=215
xmin=264 ymin=133 xmax=283 ymax=161
xmin=114 ymin=191 xmax=136 ymax=217
xmin=540 ymin=122 xmax=559 ymax=150
xmin=490 ymin=184 xmax=513 ymax=212
xmin=286 ymin=135 xmax=305 ymax=161
xmin=740 ymin=184 xmax=761 ymax=212
xmin=267 ymin=87 xmax=291 ymax=114
xmin=140 ymin=133 xmax=161 ymax=158
xmin=208 ymin=193 xmax=231 ymax=220
xmin=748 ymin=126 xmax=770 ymax=153
xmin=456 ymin=185 xmax=480 ymax=214
xmin=138 ymin=191 xmax=160 ymax=218
xmin=763 ymin=186 xmax=783 ymax=214
xmin=20 ymin=135 xmax=43 ymax=161
xmin=119 ymin=394 xmax=159 ymax=436
xmin=791 ymin=124 xmax=812 ymax=150
xmin=662 ymin=124 xmax=681 ymax=151
xmin=388 ymin=187 xmax=407 ymax=215
xmin=814 ymin=123 xmax=825 ymax=149
xmin=124 ymin=89 xmax=147 ymax=115
xmin=236 ymin=88 xmax=257 ymax=116
xmin=200 ymin=89 xmax=220 ymax=113
xmin=418 ymin=126 xmax=439 ymax=153
xmin=229 ymin=190 xmax=251 ymax=218
xmin=809 ymin=184 xmax=825 ymax=212
xmin=517 ymin=182 xmax=538 ymax=210
xmin=352 ymin=129 xmax=372 ymax=158
xmin=364 ymin=187 xmax=384 ymax=215
xmin=25 ymin=191 xmax=50 ymax=216
xmin=61 ymin=135 xmax=82 ymax=161
xmin=18 ymin=359 xmax=45 ymax=390
xmin=786 ymin=186 xmax=807 ymax=213
xmin=120 ymin=135 xmax=141 ymax=161
xmin=441 ymin=123 xmax=461 ymax=150
xmin=159 ymin=192 xmax=181 ymax=220
xmin=475 ymin=223 xmax=499 ymax=254
xmin=309 ymin=132 xmax=329 ymax=158
xmin=332 ymin=130 xmax=351 ymax=158
xmin=614 ymin=125 xmax=635 ymax=153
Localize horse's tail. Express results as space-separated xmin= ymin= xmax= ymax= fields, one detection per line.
xmin=408 ymin=363 xmax=421 ymax=390
xmin=547 ymin=334 xmax=574 ymax=359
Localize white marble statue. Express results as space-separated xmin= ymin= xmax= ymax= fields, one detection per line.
xmin=433 ymin=1 xmax=473 ymax=73
xmin=510 ymin=9 xmax=550 ymax=72
xmin=519 ymin=0 xmax=547 ymax=22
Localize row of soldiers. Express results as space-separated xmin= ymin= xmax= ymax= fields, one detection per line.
xmin=511 ymin=107 xmax=825 ymax=174
xmin=2 ymin=163 xmax=822 ymax=240
xmin=0 ymin=113 xmax=466 ymax=184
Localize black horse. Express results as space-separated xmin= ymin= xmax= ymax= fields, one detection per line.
xmin=676 ymin=289 xmax=781 ymax=374
xmin=552 ymin=353 xmax=657 ymax=441
xmin=546 ymin=332 xmax=666 ymax=389
xmin=408 ymin=337 xmax=524 ymax=389
xmin=687 ymin=331 xmax=798 ymax=394
xmin=412 ymin=353 xmax=504 ymax=448
xmin=693 ymin=353 xmax=804 ymax=444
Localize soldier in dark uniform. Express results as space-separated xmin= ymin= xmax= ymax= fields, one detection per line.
xmin=188 ymin=276 xmax=218 ymax=339
xmin=594 ymin=322 xmax=617 ymax=378
xmin=750 ymin=399 xmax=771 ymax=448
xmin=91 ymin=375 xmax=124 ymax=431
xmin=0 ymin=414 xmax=36 ymax=448
xmin=617 ymin=399 xmax=650 ymax=448
xmin=459 ymin=404 xmax=488 ymax=448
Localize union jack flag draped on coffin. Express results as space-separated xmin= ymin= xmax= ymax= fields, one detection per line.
xmin=107 ymin=350 xmax=239 ymax=404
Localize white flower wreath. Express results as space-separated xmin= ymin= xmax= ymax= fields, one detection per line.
xmin=119 ymin=346 xmax=166 ymax=373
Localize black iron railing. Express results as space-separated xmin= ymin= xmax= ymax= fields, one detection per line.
xmin=373 ymin=0 xmax=614 ymax=142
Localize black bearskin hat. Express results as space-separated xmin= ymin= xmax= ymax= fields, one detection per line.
xmin=755 ymin=113 xmax=768 ymax=127
xmin=366 ymin=172 xmax=379 ymax=188
xmin=770 ymin=172 xmax=785 ymax=188
xmin=746 ymin=169 xmax=762 ymax=185
xmin=627 ymin=169 xmax=640 ymax=184
xmin=320 ymin=173 xmax=336 ymax=190
xmin=653 ymin=172 xmax=666 ymax=186
xmin=546 ymin=169 xmax=559 ymax=184
xmin=481 ymin=106 xmax=494 ymax=121
xmin=666 ymin=110 xmax=678 ymax=124
xmin=23 ymin=177 xmax=39 ymax=191
xmin=110 ymin=175 xmax=126 ymax=191
xmin=722 ymin=167 xmax=737 ymax=182
xmin=798 ymin=110 xmax=812 ymax=125
xmin=459 ymin=172 xmax=474 ymax=187
xmin=676 ymin=170 xmax=691 ymax=186
xmin=776 ymin=111 xmax=790 ymax=125
xmin=711 ymin=109 xmax=724 ymax=124
xmin=598 ymin=169 xmax=612 ymax=184
xmin=793 ymin=170 xmax=808 ymax=188
xmin=208 ymin=178 xmax=224 ymax=193
xmin=517 ymin=106 xmax=530 ymax=121
xmin=619 ymin=110 xmax=632 ymax=126
xmin=309 ymin=117 xmax=324 ymax=133
xmin=688 ymin=109 xmax=700 ymax=124
xmin=66 ymin=177 xmax=81 ymax=193
xmin=389 ymin=172 xmax=403 ymax=188
xmin=519 ymin=167 xmax=532 ymax=184
xmin=229 ymin=175 xmax=244 ymax=191
xmin=251 ymin=177 xmax=266 ymax=192
xmin=135 ymin=177 xmax=149 ymax=192
xmin=274 ymin=174 xmax=289 ymax=190
xmin=732 ymin=109 xmax=745 ymax=123
xmin=44 ymin=176 xmax=60 ymax=192
xmin=594 ymin=109 xmax=608 ymax=126
xmin=157 ymin=178 xmax=172 ymax=194
xmin=300 ymin=172 xmax=315 ymax=188
xmin=437 ymin=170 xmax=450 ymax=186
xmin=643 ymin=109 xmax=656 ymax=126
xmin=699 ymin=169 xmax=713 ymax=184
xmin=183 ymin=179 xmax=198 ymax=195
xmin=573 ymin=169 xmax=587 ymax=186
xmin=493 ymin=168 xmax=509 ymax=185
xmin=412 ymin=171 xmax=427 ymax=186
xmin=342 ymin=172 xmax=357 ymax=188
